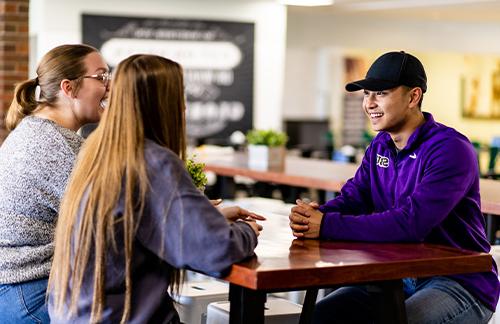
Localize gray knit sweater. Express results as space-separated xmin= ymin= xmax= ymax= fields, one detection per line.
xmin=0 ymin=116 xmax=83 ymax=284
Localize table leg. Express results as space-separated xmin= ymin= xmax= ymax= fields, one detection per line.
xmin=299 ymin=288 xmax=318 ymax=324
xmin=486 ymin=214 xmax=498 ymax=244
xmin=229 ymin=284 xmax=266 ymax=324
xmin=213 ymin=175 xmax=236 ymax=199
xmin=373 ymin=279 xmax=408 ymax=324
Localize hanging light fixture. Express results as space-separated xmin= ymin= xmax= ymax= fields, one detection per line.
xmin=278 ymin=0 xmax=334 ymax=6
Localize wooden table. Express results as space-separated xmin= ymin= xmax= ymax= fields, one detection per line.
xmin=202 ymin=152 xmax=500 ymax=215
xmin=218 ymin=208 xmax=493 ymax=324
xmin=480 ymin=178 xmax=500 ymax=215
xmin=203 ymin=152 xmax=357 ymax=192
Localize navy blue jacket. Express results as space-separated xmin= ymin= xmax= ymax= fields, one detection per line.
xmin=49 ymin=139 xmax=258 ymax=323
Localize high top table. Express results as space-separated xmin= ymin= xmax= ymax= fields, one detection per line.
xmin=480 ymin=178 xmax=500 ymax=215
xmin=203 ymin=153 xmax=357 ymax=193
xmin=216 ymin=207 xmax=493 ymax=324
xmin=202 ymin=152 xmax=500 ymax=215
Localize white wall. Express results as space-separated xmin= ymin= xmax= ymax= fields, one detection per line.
xmin=30 ymin=2 xmax=500 ymax=142
xmin=29 ymin=0 xmax=287 ymax=131
xmin=284 ymin=11 xmax=500 ymax=144
xmin=287 ymin=12 xmax=500 ymax=53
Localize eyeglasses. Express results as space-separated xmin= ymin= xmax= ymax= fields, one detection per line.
xmin=82 ymin=72 xmax=111 ymax=87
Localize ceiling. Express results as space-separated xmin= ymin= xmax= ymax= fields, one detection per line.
xmin=287 ymin=0 xmax=500 ymax=22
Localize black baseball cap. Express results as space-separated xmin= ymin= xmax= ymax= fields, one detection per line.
xmin=345 ymin=51 xmax=427 ymax=93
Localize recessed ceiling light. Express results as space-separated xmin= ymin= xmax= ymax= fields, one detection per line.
xmin=278 ymin=0 xmax=334 ymax=6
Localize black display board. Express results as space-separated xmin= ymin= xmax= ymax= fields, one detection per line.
xmin=82 ymin=14 xmax=254 ymax=141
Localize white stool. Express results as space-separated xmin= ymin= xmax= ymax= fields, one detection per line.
xmin=185 ymin=270 xmax=213 ymax=282
xmin=206 ymin=297 xmax=303 ymax=324
xmin=270 ymin=290 xmax=306 ymax=304
xmin=270 ymin=288 xmax=328 ymax=305
xmin=174 ymin=280 xmax=229 ymax=324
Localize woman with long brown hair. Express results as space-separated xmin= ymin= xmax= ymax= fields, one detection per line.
xmin=0 ymin=44 xmax=108 ymax=323
xmin=48 ymin=54 xmax=262 ymax=323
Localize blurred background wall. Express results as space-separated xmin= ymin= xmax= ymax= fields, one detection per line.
xmin=29 ymin=0 xmax=287 ymax=133
xmin=25 ymin=0 xmax=500 ymax=150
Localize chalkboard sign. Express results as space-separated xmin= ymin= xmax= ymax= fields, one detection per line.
xmin=82 ymin=14 xmax=254 ymax=141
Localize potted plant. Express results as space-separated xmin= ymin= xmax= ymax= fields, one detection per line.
xmin=186 ymin=156 xmax=208 ymax=192
xmin=246 ymin=129 xmax=288 ymax=171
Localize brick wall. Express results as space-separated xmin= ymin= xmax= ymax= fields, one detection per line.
xmin=0 ymin=0 xmax=29 ymax=143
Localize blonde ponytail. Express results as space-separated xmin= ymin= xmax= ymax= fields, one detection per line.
xmin=5 ymin=78 xmax=39 ymax=130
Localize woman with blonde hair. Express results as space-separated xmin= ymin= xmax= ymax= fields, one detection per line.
xmin=48 ymin=54 xmax=263 ymax=323
xmin=0 ymin=44 xmax=108 ymax=323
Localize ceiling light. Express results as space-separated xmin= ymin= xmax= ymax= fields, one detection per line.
xmin=342 ymin=0 xmax=496 ymax=11
xmin=278 ymin=0 xmax=334 ymax=6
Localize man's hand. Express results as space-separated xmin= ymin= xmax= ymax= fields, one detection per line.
xmin=289 ymin=199 xmax=323 ymax=239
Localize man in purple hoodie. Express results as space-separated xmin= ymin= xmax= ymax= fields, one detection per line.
xmin=289 ymin=51 xmax=499 ymax=323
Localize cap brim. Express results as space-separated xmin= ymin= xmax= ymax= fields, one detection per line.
xmin=345 ymin=78 xmax=399 ymax=92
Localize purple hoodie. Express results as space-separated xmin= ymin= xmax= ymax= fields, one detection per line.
xmin=319 ymin=112 xmax=499 ymax=311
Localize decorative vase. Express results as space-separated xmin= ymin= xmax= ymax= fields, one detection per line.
xmin=247 ymin=145 xmax=285 ymax=171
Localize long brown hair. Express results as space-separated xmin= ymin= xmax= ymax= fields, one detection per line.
xmin=5 ymin=44 xmax=97 ymax=130
xmin=49 ymin=54 xmax=186 ymax=323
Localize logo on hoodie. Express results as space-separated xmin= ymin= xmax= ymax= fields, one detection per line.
xmin=376 ymin=154 xmax=390 ymax=168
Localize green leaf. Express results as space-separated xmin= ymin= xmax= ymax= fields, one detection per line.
xmin=185 ymin=156 xmax=208 ymax=191
xmin=245 ymin=129 xmax=288 ymax=147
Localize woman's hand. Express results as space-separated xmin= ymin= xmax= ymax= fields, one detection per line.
xmin=220 ymin=206 xmax=265 ymax=237
xmin=209 ymin=199 xmax=223 ymax=207
xmin=245 ymin=220 xmax=263 ymax=237
xmin=220 ymin=206 xmax=266 ymax=223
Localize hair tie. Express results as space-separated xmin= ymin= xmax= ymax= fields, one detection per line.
xmin=34 ymin=77 xmax=41 ymax=101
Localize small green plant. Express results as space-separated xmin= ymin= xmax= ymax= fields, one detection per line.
xmin=186 ymin=156 xmax=208 ymax=191
xmin=246 ymin=129 xmax=288 ymax=147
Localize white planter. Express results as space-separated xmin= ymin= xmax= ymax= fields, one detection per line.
xmin=247 ymin=145 xmax=285 ymax=171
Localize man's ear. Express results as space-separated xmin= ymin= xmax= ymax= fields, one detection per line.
xmin=409 ymin=87 xmax=422 ymax=108
xmin=60 ymin=79 xmax=75 ymax=98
